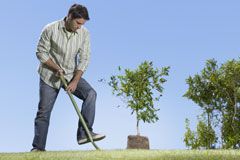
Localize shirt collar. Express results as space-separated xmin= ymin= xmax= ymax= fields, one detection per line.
xmin=59 ymin=17 xmax=80 ymax=34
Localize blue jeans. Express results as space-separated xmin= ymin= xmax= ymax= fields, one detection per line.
xmin=32 ymin=78 xmax=97 ymax=150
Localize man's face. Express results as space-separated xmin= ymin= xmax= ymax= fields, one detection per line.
xmin=67 ymin=15 xmax=86 ymax=32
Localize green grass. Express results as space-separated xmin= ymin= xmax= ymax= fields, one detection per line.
xmin=1 ymin=150 xmax=240 ymax=160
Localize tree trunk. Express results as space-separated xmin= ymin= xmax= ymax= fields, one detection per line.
xmin=137 ymin=119 xmax=140 ymax=136
xmin=136 ymin=111 xmax=140 ymax=136
xmin=232 ymin=91 xmax=237 ymax=133
xmin=207 ymin=112 xmax=211 ymax=149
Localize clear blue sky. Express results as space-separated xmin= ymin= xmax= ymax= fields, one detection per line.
xmin=0 ymin=0 xmax=240 ymax=152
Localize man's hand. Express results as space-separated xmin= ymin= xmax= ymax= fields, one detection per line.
xmin=66 ymin=80 xmax=78 ymax=93
xmin=55 ymin=69 xmax=64 ymax=77
xmin=66 ymin=70 xmax=83 ymax=93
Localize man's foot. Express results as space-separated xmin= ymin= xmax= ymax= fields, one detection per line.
xmin=30 ymin=148 xmax=46 ymax=152
xmin=78 ymin=132 xmax=106 ymax=145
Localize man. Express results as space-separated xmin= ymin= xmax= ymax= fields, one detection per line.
xmin=31 ymin=4 xmax=105 ymax=152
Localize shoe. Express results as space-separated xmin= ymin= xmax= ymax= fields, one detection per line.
xmin=91 ymin=132 xmax=106 ymax=141
xmin=30 ymin=148 xmax=46 ymax=152
xmin=78 ymin=132 xmax=106 ymax=145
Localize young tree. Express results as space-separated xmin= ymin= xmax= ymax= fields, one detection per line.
xmin=108 ymin=61 xmax=170 ymax=135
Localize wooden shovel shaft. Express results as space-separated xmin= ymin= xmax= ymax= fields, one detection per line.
xmin=59 ymin=75 xmax=100 ymax=150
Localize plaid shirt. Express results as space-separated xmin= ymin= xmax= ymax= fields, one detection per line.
xmin=36 ymin=19 xmax=90 ymax=89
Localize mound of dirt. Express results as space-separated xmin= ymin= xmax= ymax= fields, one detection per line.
xmin=127 ymin=135 xmax=150 ymax=149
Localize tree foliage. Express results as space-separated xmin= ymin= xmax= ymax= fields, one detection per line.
xmin=108 ymin=61 xmax=170 ymax=135
xmin=184 ymin=117 xmax=217 ymax=149
xmin=184 ymin=118 xmax=199 ymax=149
xmin=184 ymin=58 xmax=240 ymax=149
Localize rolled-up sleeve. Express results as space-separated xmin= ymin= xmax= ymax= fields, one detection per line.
xmin=77 ymin=30 xmax=90 ymax=72
xmin=36 ymin=26 xmax=51 ymax=63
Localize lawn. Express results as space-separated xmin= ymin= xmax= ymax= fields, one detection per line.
xmin=1 ymin=150 xmax=240 ymax=160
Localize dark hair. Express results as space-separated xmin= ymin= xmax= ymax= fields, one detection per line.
xmin=68 ymin=4 xmax=90 ymax=20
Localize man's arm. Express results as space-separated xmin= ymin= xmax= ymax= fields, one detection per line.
xmin=76 ymin=29 xmax=90 ymax=72
xmin=36 ymin=26 xmax=64 ymax=75
xmin=44 ymin=58 xmax=64 ymax=74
